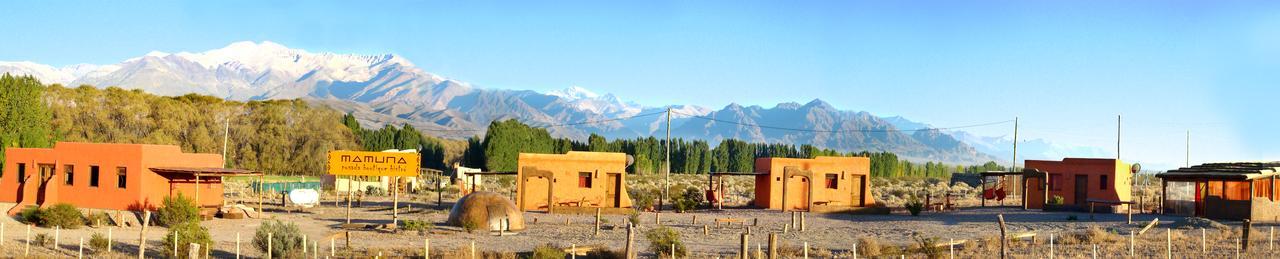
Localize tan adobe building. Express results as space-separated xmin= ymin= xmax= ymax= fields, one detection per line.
xmin=753 ymin=156 xmax=875 ymax=212
xmin=516 ymin=151 xmax=632 ymax=213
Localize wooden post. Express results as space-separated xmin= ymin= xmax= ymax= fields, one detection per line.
xmin=393 ymin=176 xmax=400 ymax=228
xmin=1129 ymin=230 xmax=1135 ymax=257
xmin=470 ymin=240 xmax=476 ymax=259
xmin=1271 ymin=226 xmax=1275 ymax=251
xmin=1244 ymin=219 xmax=1253 ymax=251
xmin=1202 ymin=228 xmax=1207 ymax=254
xmin=799 ymin=211 xmax=806 ymax=232
xmin=108 ymin=227 xmax=113 ymax=254
xmin=195 ymin=173 xmax=201 ymax=211
xmin=25 ymin=224 xmax=30 ymax=257
xmin=704 ymin=225 xmax=709 ymax=236
xmin=768 ymin=233 xmax=778 ymax=259
xmin=1089 ymin=202 xmax=1095 ymax=220
xmin=236 ymin=232 xmax=241 ymax=259
xmin=1167 ymin=229 xmax=1172 ymax=259
xmin=854 ymin=240 xmax=859 ymax=259
xmin=55 ymin=226 xmax=60 ymax=252
xmin=345 ymin=231 xmax=351 ymax=257
xmin=948 ymin=238 xmax=954 ymax=259
xmin=303 ymin=234 xmax=308 ymax=255
xmin=1237 ymin=238 xmax=1242 ymax=258
xmin=740 ymin=233 xmax=749 ymax=259
xmin=78 ymin=237 xmax=84 ymax=259
xmin=692 ymin=215 xmax=697 ymax=225
xmin=997 ymin=214 xmax=1008 ymax=259
xmin=1049 ymin=233 xmax=1054 ymax=259
xmin=670 ymin=243 xmax=676 ymax=259
xmin=172 ymin=229 xmax=178 ymax=257
xmin=138 ymin=211 xmax=150 ymax=259
xmin=625 ymin=223 xmax=635 ymax=259
xmin=595 ymin=208 xmax=602 ymax=236
xmin=331 ymin=237 xmax=336 ymax=257
xmin=655 ymin=211 xmax=662 ymax=226
xmin=424 ymin=238 xmax=430 ymax=258
xmin=259 ymin=175 xmax=265 ymax=218
xmin=1127 ymin=203 xmax=1133 ymax=224
xmin=346 ymin=176 xmax=353 ymax=224
xmin=267 ymin=232 xmax=273 ymax=259
xmin=803 ymin=242 xmax=809 ymax=259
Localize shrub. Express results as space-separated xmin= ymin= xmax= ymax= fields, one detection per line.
xmin=904 ymin=197 xmax=924 ymax=216
xmin=584 ymin=249 xmax=626 ymax=259
xmin=627 ymin=211 xmax=640 ymax=226
xmin=365 ymin=185 xmax=386 ymax=196
xmin=162 ymin=221 xmax=212 ymax=258
xmin=402 ymin=219 xmax=432 ymax=232
xmin=460 ymin=219 xmax=480 ymax=233
xmin=17 ymin=206 xmax=41 ymax=224
xmin=857 ymin=237 xmax=882 ymax=257
xmin=40 ymin=203 xmax=86 ymax=229
xmin=254 ymin=220 xmax=305 ymax=257
xmin=33 ymin=233 xmax=52 ymax=247
xmin=913 ymin=236 xmax=941 ymax=258
xmin=644 ymin=227 xmax=687 ymax=258
xmin=672 ymin=188 xmax=703 ymax=213
xmin=89 ymin=232 xmax=110 ymax=251
xmin=86 ymin=212 xmax=112 ymax=227
xmin=630 ymin=189 xmax=656 ymax=211
xmin=157 ymin=193 xmax=199 ymax=227
xmin=531 ymin=244 xmax=567 ymax=259
xmin=1050 ymin=195 xmax=1065 ymax=205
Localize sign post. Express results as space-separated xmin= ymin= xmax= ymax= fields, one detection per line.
xmin=327 ymin=150 xmax=420 ymax=227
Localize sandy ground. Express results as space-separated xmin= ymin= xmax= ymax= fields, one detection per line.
xmin=3 ymin=194 xmax=1280 ymax=258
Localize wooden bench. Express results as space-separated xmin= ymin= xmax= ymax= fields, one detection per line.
xmin=715 ymin=218 xmax=747 ymax=227
xmin=1086 ymin=198 xmax=1136 ymax=223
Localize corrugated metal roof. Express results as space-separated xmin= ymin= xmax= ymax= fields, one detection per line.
xmin=1157 ymin=162 xmax=1280 ymax=180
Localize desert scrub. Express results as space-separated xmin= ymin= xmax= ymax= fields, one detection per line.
xmin=911 ymin=236 xmax=941 ymax=258
xmin=24 ymin=203 xmax=86 ymax=229
xmin=402 ymin=219 xmax=432 ymax=234
xmin=644 ymin=227 xmax=687 ymax=258
xmin=255 ymin=220 xmax=305 ymax=257
xmin=33 ymin=233 xmax=52 ymax=247
xmin=531 ymin=244 xmax=567 ymax=259
xmin=157 ymin=193 xmax=200 ymax=227
xmin=904 ymin=196 xmax=925 ymax=216
xmin=856 ymin=237 xmax=882 ymax=257
xmin=672 ymin=187 xmax=703 ymax=212
xmin=629 ymin=188 xmax=656 ymax=211
xmin=89 ymin=232 xmax=110 ymax=251
xmin=162 ymin=221 xmax=213 ymax=258
xmin=86 ymin=211 xmax=112 ymax=227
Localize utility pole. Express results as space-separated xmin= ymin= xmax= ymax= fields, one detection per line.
xmin=1116 ymin=114 xmax=1121 ymax=161
xmin=1011 ymin=117 xmax=1018 ymax=171
xmin=663 ymin=107 xmax=672 ymax=211
xmin=222 ymin=109 xmax=231 ymax=169
xmin=1186 ymin=130 xmax=1190 ymax=167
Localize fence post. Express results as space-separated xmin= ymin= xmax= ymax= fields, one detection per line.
xmin=108 ymin=227 xmax=114 ymax=254
xmin=78 ymin=237 xmax=84 ymax=259
xmin=740 ymin=233 xmax=749 ymax=259
xmin=236 ymin=232 xmax=241 ymax=259
xmin=1129 ymin=230 xmax=1135 ymax=257
xmin=303 ymin=234 xmax=308 ymax=255
xmin=25 ymin=224 xmax=30 ymax=256
xmin=997 ymin=214 xmax=1008 ymax=259
xmin=1166 ymin=229 xmax=1172 ymax=259
xmin=625 ymin=223 xmax=635 ymax=259
xmin=470 ymin=240 xmax=476 ymax=259
xmin=138 ymin=211 xmax=150 ymax=259
xmin=1202 ymin=228 xmax=1207 ymax=254
xmin=55 ymin=226 xmax=61 ymax=252
xmin=949 ymin=238 xmax=954 ymax=259
xmin=768 ymin=232 xmax=778 ymax=259
xmin=595 ymin=208 xmax=602 ymax=236
xmin=803 ymin=242 xmax=809 ymax=259
xmin=854 ymin=240 xmax=859 ymax=259
xmin=172 ymin=229 xmax=178 ymax=257
xmin=1049 ymin=233 xmax=1054 ymax=259
xmin=1243 ymin=219 xmax=1252 ymax=251
xmin=267 ymin=232 xmax=273 ymax=259
xmin=424 ymin=238 xmax=429 ymax=259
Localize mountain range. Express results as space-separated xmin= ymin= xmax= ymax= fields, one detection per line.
xmin=0 ymin=41 xmax=1095 ymax=165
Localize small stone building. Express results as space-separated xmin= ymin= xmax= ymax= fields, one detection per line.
xmin=753 ymin=156 xmax=875 ymax=212
xmin=516 ymin=151 xmax=632 ymax=213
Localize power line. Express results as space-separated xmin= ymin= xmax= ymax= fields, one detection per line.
xmin=425 ymin=110 xmax=668 ymax=132
xmin=671 ymin=110 xmax=1014 ymax=133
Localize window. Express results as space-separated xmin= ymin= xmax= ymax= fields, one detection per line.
xmin=64 ymin=165 xmax=74 ymax=186
xmin=116 ymin=167 xmax=127 ymax=189
xmin=578 ymin=172 xmax=593 ymax=188
xmin=1049 ymin=174 xmax=1062 ymax=191
xmin=89 ymin=166 xmax=100 ymax=187
xmin=17 ymin=163 xmax=26 ymax=183
xmin=1100 ymin=175 xmax=1108 ymax=190
xmin=824 ymin=174 xmax=839 ymax=189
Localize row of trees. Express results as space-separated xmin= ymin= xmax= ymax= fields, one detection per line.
xmin=341 ymin=114 xmax=447 ymax=170
xmin=0 ymin=74 xmax=54 ymax=171
xmin=463 ymin=119 xmax=1000 ymax=178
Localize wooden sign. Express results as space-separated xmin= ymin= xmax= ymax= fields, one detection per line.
xmin=327 ymin=150 xmax=419 ymax=177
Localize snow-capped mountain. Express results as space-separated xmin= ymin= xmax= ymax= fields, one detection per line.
xmin=884 ymin=116 xmax=1112 ymax=163
xmin=1 ymin=41 xmax=1007 ymax=164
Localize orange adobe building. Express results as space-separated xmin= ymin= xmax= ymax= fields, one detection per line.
xmin=753 ymin=156 xmax=875 ymax=212
xmin=516 ymin=151 xmax=632 ymax=213
xmin=1 ymin=142 xmax=253 ymax=214
xmin=1022 ymin=158 xmax=1132 ymax=211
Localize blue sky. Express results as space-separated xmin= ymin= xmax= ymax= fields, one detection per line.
xmin=2 ymin=1 xmax=1278 ymax=169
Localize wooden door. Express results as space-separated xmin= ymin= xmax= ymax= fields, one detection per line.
xmin=605 ymin=173 xmax=621 ymax=208
xmin=851 ymin=175 xmax=865 ymax=207
xmin=1074 ymin=175 xmax=1089 ymax=206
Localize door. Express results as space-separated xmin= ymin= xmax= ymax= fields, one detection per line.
xmin=522 ymin=176 xmax=552 ymax=211
xmin=1074 ymin=175 xmax=1089 ymax=206
xmin=37 ymin=164 xmax=55 ymax=204
xmin=605 ymin=173 xmax=621 ymax=208
xmin=852 ymin=175 xmax=865 ymax=207
xmin=787 ymin=176 xmax=811 ymax=211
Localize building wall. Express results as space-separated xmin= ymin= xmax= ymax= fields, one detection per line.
xmin=1024 ymin=158 xmax=1131 ymax=211
xmin=516 ymin=152 xmax=631 ymax=211
xmin=0 ymin=142 xmax=223 ymax=211
xmin=753 ymin=156 xmax=874 ymax=211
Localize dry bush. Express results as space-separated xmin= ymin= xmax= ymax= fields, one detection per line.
xmin=438 ymin=246 xmax=517 ymax=259
xmin=857 ymin=237 xmax=882 ymax=256
xmin=776 ymin=244 xmax=834 ymax=258
xmin=1079 ymin=226 xmax=1123 ymax=244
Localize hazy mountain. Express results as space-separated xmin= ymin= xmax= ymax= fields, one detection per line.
xmin=2 ymin=41 xmax=1003 ymax=164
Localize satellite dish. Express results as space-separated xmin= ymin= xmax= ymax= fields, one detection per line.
xmin=1131 ymin=163 xmax=1142 ymax=174
xmin=288 ymin=189 xmax=320 ymax=208
xmin=626 ymin=155 xmax=635 ymax=167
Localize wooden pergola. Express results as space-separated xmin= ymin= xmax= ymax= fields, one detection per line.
xmin=151 ymin=167 xmax=265 ymax=216
xmin=707 ymin=172 xmax=765 ymax=210
xmin=978 ymin=169 xmax=1047 ymax=210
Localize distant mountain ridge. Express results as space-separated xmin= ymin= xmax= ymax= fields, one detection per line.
xmin=3 ymin=41 xmax=1009 ymax=164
